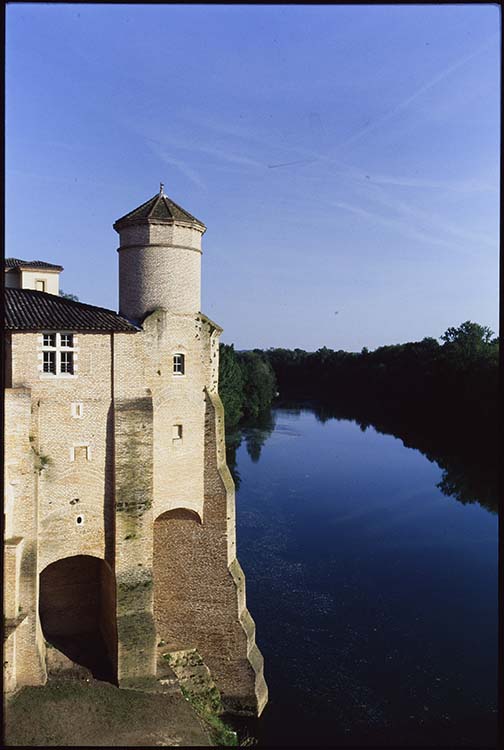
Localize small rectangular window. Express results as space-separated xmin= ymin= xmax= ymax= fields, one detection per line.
xmin=70 ymin=445 xmax=91 ymax=461
xmin=36 ymin=280 xmax=45 ymax=292
xmin=74 ymin=445 xmax=89 ymax=461
xmin=43 ymin=333 xmax=56 ymax=347
xmin=173 ymin=353 xmax=185 ymax=375
xmin=60 ymin=333 xmax=73 ymax=348
xmin=43 ymin=351 xmax=56 ymax=374
xmin=172 ymin=424 xmax=183 ymax=440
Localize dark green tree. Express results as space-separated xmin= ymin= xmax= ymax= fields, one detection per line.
xmin=60 ymin=290 xmax=79 ymax=301
xmin=441 ymin=321 xmax=496 ymax=358
xmin=219 ymin=344 xmax=245 ymax=428
xmin=238 ymin=351 xmax=277 ymax=420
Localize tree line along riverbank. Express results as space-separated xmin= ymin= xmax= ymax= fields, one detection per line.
xmin=219 ymin=322 xmax=498 ymax=513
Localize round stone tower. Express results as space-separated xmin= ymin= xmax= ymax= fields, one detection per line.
xmin=114 ymin=184 xmax=206 ymax=323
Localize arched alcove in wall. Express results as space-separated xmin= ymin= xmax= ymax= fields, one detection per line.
xmin=39 ymin=555 xmax=117 ymax=683
xmin=153 ymin=508 xmax=203 ymax=649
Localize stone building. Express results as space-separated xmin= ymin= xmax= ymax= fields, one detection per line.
xmin=3 ymin=186 xmax=268 ymax=716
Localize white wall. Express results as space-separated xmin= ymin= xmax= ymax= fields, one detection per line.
xmin=20 ymin=270 xmax=60 ymax=295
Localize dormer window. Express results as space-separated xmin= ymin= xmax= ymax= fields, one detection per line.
xmin=173 ymin=353 xmax=185 ymax=375
xmin=42 ymin=332 xmax=76 ymax=375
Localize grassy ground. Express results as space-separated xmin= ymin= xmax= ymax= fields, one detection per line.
xmin=180 ymin=685 xmax=239 ymax=746
xmin=160 ymin=650 xmax=240 ymax=747
xmin=4 ymin=676 xmax=212 ymax=747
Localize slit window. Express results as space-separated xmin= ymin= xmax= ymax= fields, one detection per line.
xmin=173 ymin=353 xmax=185 ymax=375
xmin=41 ymin=332 xmax=76 ymax=376
xmin=172 ymin=424 xmax=183 ymax=446
xmin=71 ymin=402 xmax=84 ymax=418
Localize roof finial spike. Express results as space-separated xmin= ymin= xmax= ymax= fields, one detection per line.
xmin=159 ymin=182 xmax=165 ymax=196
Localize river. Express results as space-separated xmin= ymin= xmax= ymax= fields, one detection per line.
xmin=226 ymin=405 xmax=498 ymax=747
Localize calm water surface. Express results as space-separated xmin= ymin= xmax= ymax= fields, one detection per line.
xmin=229 ymin=407 xmax=497 ymax=747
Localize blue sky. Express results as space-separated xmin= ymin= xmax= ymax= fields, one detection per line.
xmin=6 ymin=4 xmax=500 ymax=351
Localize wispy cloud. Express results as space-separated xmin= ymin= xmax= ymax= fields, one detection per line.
xmin=342 ymin=165 xmax=496 ymax=195
xmin=184 ymin=32 xmax=499 ymax=185
xmin=145 ymin=139 xmax=207 ymax=191
xmin=187 ymin=34 xmax=499 ymax=181
xmin=360 ymin=183 xmax=497 ymax=249
xmin=145 ymin=133 xmax=264 ymax=171
xmin=334 ymin=32 xmax=499 ymax=153
xmin=166 ymin=109 xmax=342 ymax=172
xmin=365 ymin=174 xmax=495 ymax=193
xmin=327 ymin=197 xmax=481 ymax=255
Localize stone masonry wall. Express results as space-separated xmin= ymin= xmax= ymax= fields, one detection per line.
xmin=5 ymin=301 xmax=267 ymax=713
xmin=201 ymin=388 xmax=268 ymax=715
xmin=10 ymin=332 xmax=118 ymax=572
xmin=113 ymin=396 xmax=156 ymax=686
xmin=4 ymin=388 xmax=46 ymax=690
xmin=7 ymin=331 xmax=122 ymax=687
xmin=113 ymin=329 xmax=157 ymax=686
xmin=118 ymin=222 xmax=203 ymax=321
xmin=119 ymin=222 xmax=203 ymax=249
xmin=150 ymin=313 xmax=268 ymax=715
xmin=141 ymin=310 xmax=207 ymax=521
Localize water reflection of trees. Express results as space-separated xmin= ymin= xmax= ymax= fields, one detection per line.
xmin=225 ymin=409 xmax=276 ymax=489
xmin=225 ymin=396 xmax=497 ymax=515
xmin=309 ymin=398 xmax=498 ymax=515
xmin=260 ymin=325 xmax=498 ymax=514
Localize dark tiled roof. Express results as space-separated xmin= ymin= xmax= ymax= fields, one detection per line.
xmin=5 ymin=288 xmax=138 ymax=332
xmin=114 ymin=191 xmax=205 ymax=231
xmin=5 ymin=258 xmax=64 ymax=271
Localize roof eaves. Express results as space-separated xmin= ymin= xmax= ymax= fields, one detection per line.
xmin=18 ymin=265 xmax=63 ymax=273
xmin=5 ymin=258 xmax=64 ymax=271
xmin=166 ymin=197 xmax=205 ymax=228
xmin=113 ymin=194 xmax=157 ymax=229
xmin=5 ymin=288 xmax=140 ymax=333
xmin=198 ymin=312 xmax=223 ymax=334
xmin=114 ymin=193 xmax=205 ymax=231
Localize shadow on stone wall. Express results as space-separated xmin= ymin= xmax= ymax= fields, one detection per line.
xmin=39 ymin=554 xmax=117 ymax=683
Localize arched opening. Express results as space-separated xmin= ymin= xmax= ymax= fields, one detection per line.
xmin=153 ymin=508 xmax=202 ymax=649
xmin=39 ymin=555 xmax=117 ymax=683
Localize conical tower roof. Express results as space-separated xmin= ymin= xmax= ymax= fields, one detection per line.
xmin=113 ymin=184 xmax=205 ymax=231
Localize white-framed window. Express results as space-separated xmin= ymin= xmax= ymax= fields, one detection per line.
xmin=35 ymin=280 xmax=45 ymax=292
xmin=173 ymin=353 xmax=185 ymax=375
xmin=41 ymin=332 xmax=76 ymax=376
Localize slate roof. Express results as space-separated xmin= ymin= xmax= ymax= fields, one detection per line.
xmin=5 ymin=258 xmax=64 ymax=271
xmin=114 ymin=190 xmax=205 ymax=231
xmin=5 ymin=288 xmax=138 ymax=332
